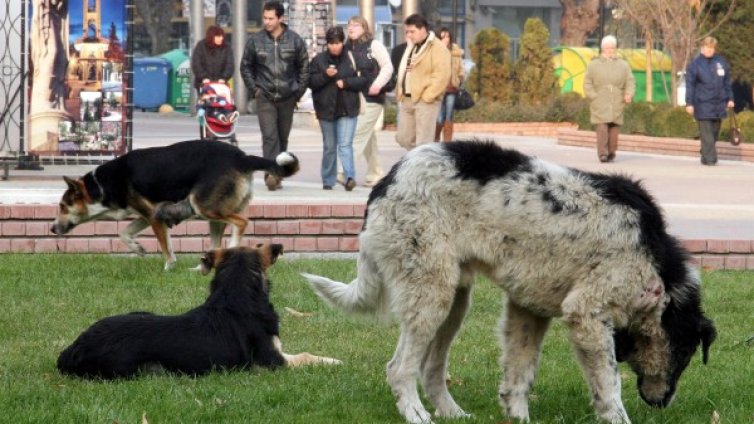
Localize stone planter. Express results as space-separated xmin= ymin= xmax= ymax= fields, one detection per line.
xmin=383 ymin=122 xmax=578 ymax=138
xmin=557 ymin=129 xmax=754 ymax=162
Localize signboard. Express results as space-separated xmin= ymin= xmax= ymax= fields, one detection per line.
xmin=28 ymin=0 xmax=131 ymax=155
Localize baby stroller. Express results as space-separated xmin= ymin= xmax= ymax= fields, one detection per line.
xmin=197 ymin=81 xmax=239 ymax=146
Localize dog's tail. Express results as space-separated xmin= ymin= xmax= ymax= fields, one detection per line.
xmin=301 ymin=259 xmax=390 ymax=319
xmin=244 ymin=151 xmax=300 ymax=179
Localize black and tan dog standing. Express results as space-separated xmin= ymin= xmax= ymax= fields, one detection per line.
xmin=57 ymin=244 xmax=341 ymax=379
xmin=51 ymin=140 xmax=299 ymax=270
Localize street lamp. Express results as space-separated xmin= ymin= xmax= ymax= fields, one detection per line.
xmin=598 ymin=0 xmax=606 ymax=52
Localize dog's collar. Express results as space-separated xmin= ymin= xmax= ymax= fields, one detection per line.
xmin=82 ymin=170 xmax=104 ymax=203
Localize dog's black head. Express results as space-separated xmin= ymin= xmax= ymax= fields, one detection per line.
xmin=614 ymin=271 xmax=716 ymax=409
xmin=200 ymin=243 xmax=284 ymax=277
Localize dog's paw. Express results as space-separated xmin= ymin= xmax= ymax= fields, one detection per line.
xmin=319 ymin=356 xmax=342 ymax=366
xmin=400 ymin=402 xmax=434 ymax=424
xmin=435 ymin=408 xmax=471 ymax=419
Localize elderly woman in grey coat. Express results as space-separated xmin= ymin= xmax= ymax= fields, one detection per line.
xmin=583 ymin=35 xmax=635 ymax=163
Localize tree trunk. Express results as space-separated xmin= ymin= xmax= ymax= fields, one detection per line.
xmin=645 ymin=33 xmax=652 ymax=103
xmin=559 ymin=0 xmax=600 ymax=46
xmin=135 ymin=0 xmax=177 ymax=55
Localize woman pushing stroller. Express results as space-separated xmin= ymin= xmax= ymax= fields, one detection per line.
xmin=191 ymin=25 xmax=238 ymax=144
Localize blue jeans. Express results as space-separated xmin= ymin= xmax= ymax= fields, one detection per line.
xmin=437 ymin=93 xmax=457 ymax=124
xmin=319 ymin=116 xmax=357 ymax=187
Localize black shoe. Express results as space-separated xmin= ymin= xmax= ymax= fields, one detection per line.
xmin=607 ymin=153 xmax=616 ymax=162
xmin=344 ymin=178 xmax=356 ymax=191
xmin=323 ymin=185 xmax=333 ymax=190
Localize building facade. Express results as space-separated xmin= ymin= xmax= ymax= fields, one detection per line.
xmin=131 ymin=0 xmax=571 ymax=58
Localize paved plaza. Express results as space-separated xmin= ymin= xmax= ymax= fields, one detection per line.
xmin=2 ymin=111 xmax=753 ymax=240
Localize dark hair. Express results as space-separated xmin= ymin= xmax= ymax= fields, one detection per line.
xmin=404 ymin=14 xmax=429 ymax=30
xmin=325 ymin=26 xmax=345 ymax=44
xmin=205 ymin=25 xmax=225 ymax=47
xmin=263 ymin=1 xmax=285 ymax=18
xmin=438 ymin=27 xmax=454 ymax=44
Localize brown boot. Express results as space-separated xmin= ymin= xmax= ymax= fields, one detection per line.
xmin=442 ymin=122 xmax=454 ymax=142
xmin=434 ymin=123 xmax=443 ymax=142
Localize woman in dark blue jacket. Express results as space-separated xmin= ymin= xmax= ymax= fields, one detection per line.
xmin=685 ymin=36 xmax=734 ymax=165
xmin=309 ymin=26 xmax=370 ymax=190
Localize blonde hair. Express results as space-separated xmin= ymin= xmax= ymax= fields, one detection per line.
xmin=348 ymin=16 xmax=372 ymax=42
xmin=700 ymin=36 xmax=718 ymax=48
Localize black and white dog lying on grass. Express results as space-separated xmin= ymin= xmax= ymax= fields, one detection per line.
xmin=58 ymin=244 xmax=340 ymax=379
xmin=303 ymin=141 xmax=716 ymax=424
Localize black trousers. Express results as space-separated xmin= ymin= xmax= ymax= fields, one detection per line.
xmin=256 ymin=95 xmax=297 ymax=159
xmin=698 ymin=119 xmax=721 ymax=164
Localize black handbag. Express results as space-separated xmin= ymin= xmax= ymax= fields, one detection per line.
xmin=454 ymin=88 xmax=475 ymax=111
xmin=729 ymin=108 xmax=743 ymax=146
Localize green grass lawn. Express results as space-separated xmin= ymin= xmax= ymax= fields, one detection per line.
xmin=0 ymin=254 xmax=752 ymax=423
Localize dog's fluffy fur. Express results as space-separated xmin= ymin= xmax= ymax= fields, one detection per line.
xmin=303 ymin=141 xmax=716 ymax=424
xmin=51 ymin=140 xmax=299 ymax=270
xmin=58 ymin=244 xmax=340 ymax=379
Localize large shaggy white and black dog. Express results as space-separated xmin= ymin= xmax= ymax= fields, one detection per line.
xmin=303 ymin=141 xmax=716 ymax=424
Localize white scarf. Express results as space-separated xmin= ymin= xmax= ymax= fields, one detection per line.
xmin=398 ymin=31 xmax=437 ymax=97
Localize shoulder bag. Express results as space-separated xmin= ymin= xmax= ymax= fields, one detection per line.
xmin=729 ymin=108 xmax=743 ymax=146
xmin=454 ymin=87 xmax=475 ymax=111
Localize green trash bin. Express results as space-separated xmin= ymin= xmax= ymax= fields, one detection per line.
xmin=160 ymin=49 xmax=192 ymax=111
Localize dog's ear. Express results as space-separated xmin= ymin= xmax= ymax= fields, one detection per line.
xmin=200 ymin=249 xmax=225 ymax=275
xmin=700 ymin=317 xmax=717 ymax=364
xmin=270 ymin=243 xmax=284 ymax=264
xmin=63 ymin=176 xmax=77 ymax=189
xmin=63 ymin=176 xmax=82 ymax=194
xmin=257 ymin=243 xmax=283 ymax=270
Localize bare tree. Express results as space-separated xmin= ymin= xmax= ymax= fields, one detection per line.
xmin=612 ymin=0 xmax=736 ymax=105
xmin=134 ymin=0 xmax=177 ymax=55
xmin=559 ymin=0 xmax=601 ymax=46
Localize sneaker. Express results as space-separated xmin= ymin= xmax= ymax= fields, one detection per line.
xmin=599 ymin=155 xmax=609 ymax=163
xmin=363 ymin=179 xmax=378 ymax=187
xmin=323 ymin=185 xmax=333 ymax=190
xmin=344 ymin=178 xmax=356 ymax=192
xmin=336 ymin=174 xmax=346 ymax=185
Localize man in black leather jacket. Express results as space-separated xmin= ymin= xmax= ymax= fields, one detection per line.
xmin=240 ymin=1 xmax=309 ymax=190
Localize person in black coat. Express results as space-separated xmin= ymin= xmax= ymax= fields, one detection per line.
xmin=309 ymin=26 xmax=370 ymax=191
xmin=685 ymin=36 xmax=734 ymax=166
xmin=190 ymin=25 xmax=234 ymax=91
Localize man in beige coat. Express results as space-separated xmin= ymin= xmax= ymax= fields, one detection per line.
xmin=395 ymin=14 xmax=452 ymax=150
xmin=583 ymin=35 xmax=635 ymax=162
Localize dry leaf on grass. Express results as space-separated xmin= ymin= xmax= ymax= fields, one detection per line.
xmin=710 ymin=410 xmax=720 ymax=424
xmin=285 ymin=307 xmax=316 ymax=318
xmin=142 ymin=412 xmax=149 ymax=424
